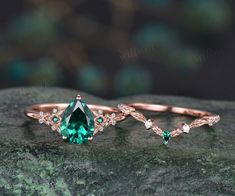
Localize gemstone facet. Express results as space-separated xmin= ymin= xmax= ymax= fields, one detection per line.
xmin=60 ymin=98 xmax=95 ymax=144
xmin=162 ymin=130 xmax=171 ymax=144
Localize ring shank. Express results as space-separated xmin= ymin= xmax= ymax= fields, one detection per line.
xmin=128 ymin=103 xmax=214 ymax=117
xmin=25 ymin=103 xmax=120 ymax=120
xmin=124 ymin=102 xmax=220 ymax=139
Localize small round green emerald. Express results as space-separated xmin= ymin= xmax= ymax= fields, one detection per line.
xmin=97 ymin=117 xmax=104 ymax=123
xmin=52 ymin=116 xmax=59 ymax=123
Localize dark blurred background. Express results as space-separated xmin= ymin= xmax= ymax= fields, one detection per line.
xmin=0 ymin=0 xmax=234 ymax=100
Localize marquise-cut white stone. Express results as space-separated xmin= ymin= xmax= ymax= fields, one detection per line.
xmin=145 ymin=119 xmax=153 ymax=129
xmin=182 ymin=123 xmax=190 ymax=133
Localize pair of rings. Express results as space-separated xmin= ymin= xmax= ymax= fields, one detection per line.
xmin=25 ymin=94 xmax=220 ymax=145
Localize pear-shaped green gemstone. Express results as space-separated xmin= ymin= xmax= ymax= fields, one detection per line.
xmin=162 ymin=130 xmax=171 ymax=145
xmin=60 ymin=98 xmax=94 ymax=144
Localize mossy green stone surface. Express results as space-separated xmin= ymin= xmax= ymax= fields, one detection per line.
xmin=0 ymin=87 xmax=234 ymax=195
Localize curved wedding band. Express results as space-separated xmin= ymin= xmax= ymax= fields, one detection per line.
xmin=118 ymin=103 xmax=220 ymax=144
xmin=25 ymin=95 xmax=126 ymax=144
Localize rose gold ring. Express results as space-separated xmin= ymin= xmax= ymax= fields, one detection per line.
xmin=118 ymin=103 xmax=220 ymax=144
xmin=25 ymin=94 xmax=126 ymax=144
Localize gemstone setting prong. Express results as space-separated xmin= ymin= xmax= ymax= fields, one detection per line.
xmin=88 ymin=137 xmax=93 ymax=141
xmin=76 ymin=94 xmax=82 ymax=100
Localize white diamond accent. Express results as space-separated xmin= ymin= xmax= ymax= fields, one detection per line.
xmin=182 ymin=123 xmax=190 ymax=133
xmin=39 ymin=111 xmax=44 ymax=116
xmin=107 ymin=113 xmax=117 ymax=126
xmin=98 ymin=110 xmax=103 ymax=115
xmin=51 ymin=126 xmax=56 ymax=131
xmin=38 ymin=119 xmax=44 ymax=124
xmin=145 ymin=119 xmax=153 ymax=129
xmin=52 ymin=108 xmax=58 ymax=114
xmin=111 ymin=121 xmax=116 ymax=126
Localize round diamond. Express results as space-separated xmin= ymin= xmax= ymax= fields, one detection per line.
xmin=98 ymin=110 xmax=103 ymax=115
xmin=52 ymin=108 xmax=58 ymax=114
xmin=208 ymin=123 xmax=213 ymax=126
xmin=38 ymin=119 xmax=44 ymax=124
xmin=111 ymin=121 xmax=116 ymax=126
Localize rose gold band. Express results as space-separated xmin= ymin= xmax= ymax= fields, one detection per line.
xmin=128 ymin=103 xmax=213 ymax=117
xmin=25 ymin=103 xmax=126 ymax=136
xmin=25 ymin=103 xmax=120 ymax=120
xmin=118 ymin=103 xmax=220 ymax=143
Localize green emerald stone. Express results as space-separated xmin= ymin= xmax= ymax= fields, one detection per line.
xmin=97 ymin=117 xmax=103 ymax=123
xmin=52 ymin=116 xmax=59 ymax=123
xmin=60 ymin=98 xmax=95 ymax=144
xmin=162 ymin=130 xmax=171 ymax=144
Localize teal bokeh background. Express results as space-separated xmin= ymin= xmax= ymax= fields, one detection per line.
xmin=0 ymin=0 xmax=234 ymax=100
